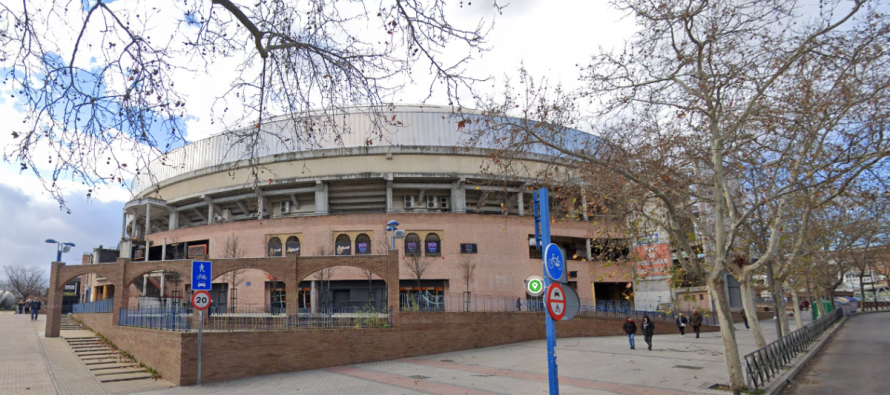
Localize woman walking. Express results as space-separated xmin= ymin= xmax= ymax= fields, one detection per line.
xmin=676 ymin=313 xmax=689 ymax=336
xmin=641 ymin=316 xmax=655 ymax=351
xmin=623 ymin=317 xmax=637 ymax=350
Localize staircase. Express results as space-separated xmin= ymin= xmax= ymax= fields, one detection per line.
xmin=63 ymin=330 xmax=157 ymax=383
xmin=60 ymin=315 xmax=82 ymax=331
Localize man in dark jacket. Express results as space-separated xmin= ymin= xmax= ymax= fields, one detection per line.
xmin=30 ymin=299 xmax=41 ymax=320
xmin=641 ymin=316 xmax=655 ymax=351
xmin=676 ymin=313 xmax=688 ymax=336
xmin=623 ymin=317 xmax=637 ymax=350
xmin=691 ymin=309 xmax=704 ymax=338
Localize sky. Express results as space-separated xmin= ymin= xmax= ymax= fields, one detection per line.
xmin=0 ymin=0 xmax=637 ymax=275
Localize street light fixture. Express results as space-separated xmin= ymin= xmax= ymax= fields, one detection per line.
xmin=385 ymin=220 xmax=399 ymax=250
xmin=46 ymin=239 xmax=76 ymax=262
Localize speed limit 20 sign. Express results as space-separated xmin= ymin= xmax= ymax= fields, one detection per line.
xmin=191 ymin=291 xmax=211 ymax=311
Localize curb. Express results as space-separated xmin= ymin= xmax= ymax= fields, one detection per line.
xmin=851 ymin=309 xmax=890 ymax=316
xmin=762 ymin=315 xmax=849 ymax=395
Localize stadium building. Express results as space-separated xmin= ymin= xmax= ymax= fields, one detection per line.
xmin=84 ymin=105 xmax=633 ymax=312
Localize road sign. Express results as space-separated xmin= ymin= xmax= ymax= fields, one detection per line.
xmin=192 ymin=261 xmax=212 ymax=291
xmin=526 ymin=276 xmax=544 ymax=296
xmin=561 ymin=285 xmax=581 ymax=321
xmin=546 ymin=282 xmax=566 ymax=321
xmin=191 ymin=291 xmax=211 ymax=311
xmin=544 ymin=243 xmax=565 ymax=282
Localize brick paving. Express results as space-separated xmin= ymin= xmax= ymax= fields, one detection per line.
xmin=0 ymin=312 xmax=58 ymax=395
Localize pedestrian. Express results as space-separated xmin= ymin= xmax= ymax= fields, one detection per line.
xmin=516 ymin=297 xmax=522 ymax=312
xmin=623 ymin=317 xmax=637 ymax=349
xmin=30 ymin=299 xmax=41 ymax=320
xmin=676 ymin=313 xmax=688 ymax=336
xmin=691 ymin=309 xmax=704 ymax=338
xmin=24 ymin=298 xmax=31 ymax=314
xmin=641 ymin=315 xmax=655 ymax=351
xmin=17 ymin=300 xmax=25 ymax=314
xmin=740 ymin=308 xmax=749 ymax=329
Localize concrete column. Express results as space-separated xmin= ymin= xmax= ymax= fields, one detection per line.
xmin=144 ymin=203 xmax=152 ymax=237
xmin=451 ymin=180 xmax=466 ymax=214
xmin=207 ymin=200 xmax=215 ymax=225
xmin=311 ymin=280 xmax=317 ymax=314
xmin=257 ymin=187 xmax=264 ymax=219
xmin=160 ymin=273 xmax=165 ymax=297
xmin=517 ymin=193 xmax=525 ymax=216
xmin=121 ymin=212 xmax=128 ymax=239
xmin=142 ymin=274 xmax=148 ymax=295
xmin=161 ymin=238 xmax=167 ymax=261
xmin=129 ymin=209 xmax=137 ymax=238
xmin=386 ymin=180 xmax=393 ymax=213
xmin=169 ymin=211 xmax=178 ymax=230
xmin=586 ymin=238 xmax=592 ymax=261
xmin=314 ymin=180 xmax=328 ymax=215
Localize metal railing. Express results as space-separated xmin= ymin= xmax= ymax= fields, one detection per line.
xmin=398 ymin=293 xmax=718 ymax=326
xmin=72 ymin=298 xmax=114 ymax=314
xmin=118 ymin=305 xmax=392 ymax=332
xmin=743 ymin=304 xmax=850 ymax=389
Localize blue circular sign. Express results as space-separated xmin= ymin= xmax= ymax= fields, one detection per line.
xmin=544 ymin=243 xmax=565 ymax=282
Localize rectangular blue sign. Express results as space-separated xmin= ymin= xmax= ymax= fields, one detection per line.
xmin=192 ymin=261 xmax=213 ymax=291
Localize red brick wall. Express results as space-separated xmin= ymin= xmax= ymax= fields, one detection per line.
xmin=76 ymin=311 xmax=718 ymax=386
xmin=72 ymin=313 xmax=185 ymax=384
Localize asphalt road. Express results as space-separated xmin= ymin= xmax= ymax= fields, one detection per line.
xmin=781 ymin=312 xmax=890 ymax=395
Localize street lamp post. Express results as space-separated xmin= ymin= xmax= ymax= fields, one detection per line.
xmin=386 ymin=220 xmax=399 ymax=250
xmin=45 ymin=239 xmax=76 ymax=262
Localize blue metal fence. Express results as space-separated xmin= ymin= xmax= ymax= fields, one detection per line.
xmin=118 ymin=305 xmax=391 ymax=332
xmin=72 ymin=298 xmax=114 ymax=314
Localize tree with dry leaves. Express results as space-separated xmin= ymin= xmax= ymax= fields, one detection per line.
xmin=221 ymin=233 xmax=246 ymax=310
xmin=1 ymin=0 xmax=498 ymax=209
xmin=468 ymin=1 xmax=890 ymax=392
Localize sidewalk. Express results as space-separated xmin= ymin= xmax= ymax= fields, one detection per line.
xmin=0 ymin=312 xmax=173 ymax=395
xmin=140 ymin=318 xmax=807 ymax=395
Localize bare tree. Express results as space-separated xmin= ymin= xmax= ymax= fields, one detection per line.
xmin=312 ymin=244 xmax=337 ymax=308
xmin=1 ymin=0 xmax=499 ymax=209
xmin=468 ymin=2 xmax=890 ymax=391
xmin=403 ymin=252 xmax=431 ymax=308
xmin=457 ymin=253 xmax=477 ymax=294
xmin=222 ymin=233 xmax=246 ymax=310
xmin=1 ymin=264 xmax=48 ymax=299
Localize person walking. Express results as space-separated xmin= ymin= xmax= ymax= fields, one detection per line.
xmin=691 ymin=309 xmax=704 ymax=338
xmin=17 ymin=299 xmax=25 ymax=314
xmin=24 ymin=298 xmax=31 ymax=314
xmin=516 ymin=297 xmax=522 ymax=312
xmin=676 ymin=313 xmax=688 ymax=336
xmin=641 ymin=316 xmax=655 ymax=351
xmin=740 ymin=308 xmax=749 ymax=329
xmin=623 ymin=317 xmax=637 ymax=350
xmin=30 ymin=299 xmax=41 ymax=320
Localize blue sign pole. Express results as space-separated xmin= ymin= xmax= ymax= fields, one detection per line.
xmin=534 ymin=188 xmax=559 ymax=394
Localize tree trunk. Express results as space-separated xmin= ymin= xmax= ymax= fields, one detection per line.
xmin=739 ymin=274 xmax=768 ymax=348
xmin=772 ymin=278 xmax=790 ymax=337
xmin=859 ymin=273 xmax=867 ymax=311
xmin=815 ymin=291 xmax=827 ymax=318
xmin=708 ymin=277 xmax=745 ymax=395
xmin=788 ymin=282 xmax=804 ymax=329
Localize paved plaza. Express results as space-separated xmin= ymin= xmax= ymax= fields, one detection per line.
xmin=1 ymin=310 xmax=825 ymax=395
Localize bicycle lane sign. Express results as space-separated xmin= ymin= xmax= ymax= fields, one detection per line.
xmin=543 ymin=243 xmax=565 ymax=282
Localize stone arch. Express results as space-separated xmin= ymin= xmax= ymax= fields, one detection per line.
xmin=212 ymin=257 xmax=292 ymax=283
xmin=55 ymin=263 xmax=119 ymax=291
xmin=123 ymin=259 xmax=193 ymax=286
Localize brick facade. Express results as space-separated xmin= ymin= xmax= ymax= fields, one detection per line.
xmin=72 ymin=311 xmax=718 ymax=386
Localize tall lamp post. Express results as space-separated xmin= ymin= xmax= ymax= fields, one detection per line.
xmin=45 ymin=239 xmax=76 ymax=262
xmin=386 ymin=220 xmax=399 ymax=250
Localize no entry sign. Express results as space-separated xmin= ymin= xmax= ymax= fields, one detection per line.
xmin=191 ymin=291 xmax=211 ymax=311
xmin=546 ymin=282 xmax=566 ymax=321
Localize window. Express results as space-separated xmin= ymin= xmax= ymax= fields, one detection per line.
xmin=699 ymin=294 xmax=704 ymax=301
xmin=355 ymin=233 xmax=371 ymax=254
xmin=267 ymin=237 xmax=282 ymax=257
xmin=405 ymin=233 xmax=421 ymax=257
xmin=285 ymin=236 xmax=300 ymax=256
xmin=425 ymin=233 xmax=441 ymax=257
xmin=335 ymin=234 xmax=351 ymax=255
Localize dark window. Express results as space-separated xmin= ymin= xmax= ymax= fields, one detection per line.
xmin=405 ymin=233 xmax=421 ymax=257
xmin=569 ymin=271 xmax=578 ymax=279
xmin=335 ymin=234 xmax=351 ymax=255
xmin=285 ymin=236 xmax=300 ymax=256
xmin=699 ymin=294 xmax=704 ymax=301
xmin=355 ymin=233 xmax=371 ymax=254
xmin=267 ymin=237 xmax=282 ymax=257
xmin=425 ymin=233 xmax=441 ymax=257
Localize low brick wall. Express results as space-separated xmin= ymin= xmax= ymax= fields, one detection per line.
xmin=71 ymin=313 xmax=185 ymax=384
xmin=75 ymin=312 xmax=718 ymax=386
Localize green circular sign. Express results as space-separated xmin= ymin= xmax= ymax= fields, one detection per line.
xmin=527 ymin=277 xmax=544 ymax=296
